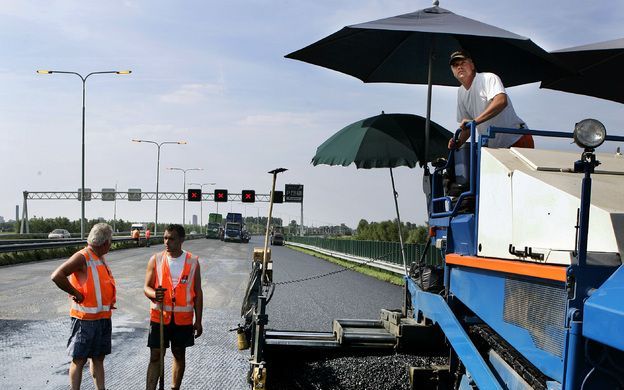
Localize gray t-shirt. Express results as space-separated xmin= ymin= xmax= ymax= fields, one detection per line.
xmin=457 ymin=72 xmax=526 ymax=148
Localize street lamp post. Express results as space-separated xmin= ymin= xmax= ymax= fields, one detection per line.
xmin=167 ymin=167 xmax=203 ymax=227
xmin=37 ymin=69 xmax=131 ymax=239
xmin=132 ymin=139 xmax=187 ymax=235
xmin=189 ymin=182 xmax=216 ymax=234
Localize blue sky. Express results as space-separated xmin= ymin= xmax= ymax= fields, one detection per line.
xmin=1 ymin=1 xmax=623 ymax=229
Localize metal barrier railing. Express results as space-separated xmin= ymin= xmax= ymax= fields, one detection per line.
xmin=285 ymin=236 xmax=442 ymax=266
xmin=0 ymin=233 xmax=204 ymax=254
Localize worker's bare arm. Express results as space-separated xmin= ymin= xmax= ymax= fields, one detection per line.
xmin=144 ymin=256 xmax=166 ymax=302
xmin=50 ymin=252 xmax=86 ymax=302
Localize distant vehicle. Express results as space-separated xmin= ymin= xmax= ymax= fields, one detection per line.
xmin=48 ymin=229 xmax=71 ymax=239
xmin=270 ymin=226 xmax=284 ymax=246
xmin=190 ymin=231 xmax=198 ymax=235
xmin=206 ymin=222 xmax=221 ymax=239
xmin=223 ymin=222 xmax=242 ymax=242
xmin=130 ymin=223 xmax=147 ymax=232
xmin=226 ymin=213 xmax=243 ymax=224
xmin=208 ymin=213 xmax=223 ymax=225
xmin=241 ymin=229 xmax=251 ymax=243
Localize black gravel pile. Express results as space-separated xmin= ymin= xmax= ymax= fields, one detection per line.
xmin=267 ymin=351 xmax=448 ymax=390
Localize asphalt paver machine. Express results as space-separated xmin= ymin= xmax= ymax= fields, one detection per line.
xmin=242 ymin=120 xmax=624 ymax=389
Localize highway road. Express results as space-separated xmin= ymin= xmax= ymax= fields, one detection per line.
xmin=0 ymin=236 xmax=402 ymax=389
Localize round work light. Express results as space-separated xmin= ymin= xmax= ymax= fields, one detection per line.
xmin=573 ymin=119 xmax=606 ymax=149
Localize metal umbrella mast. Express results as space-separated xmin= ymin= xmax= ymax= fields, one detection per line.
xmin=37 ymin=69 xmax=131 ymax=238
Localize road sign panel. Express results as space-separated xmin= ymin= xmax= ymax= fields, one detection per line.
xmin=77 ymin=188 xmax=92 ymax=201
xmin=214 ymin=189 xmax=228 ymax=202
xmin=285 ymin=184 xmax=303 ymax=203
xmin=101 ymin=188 xmax=116 ymax=201
xmin=188 ymin=189 xmax=202 ymax=202
xmin=241 ymin=190 xmax=255 ymax=203
xmin=273 ymin=190 xmax=283 ymax=204
xmin=128 ymin=188 xmax=142 ymax=201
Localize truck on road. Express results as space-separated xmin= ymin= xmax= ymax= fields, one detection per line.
xmin=206 ymin=213 xmax=222 ymax=239
xmin=223 ymin=213 xmax=244 ymax=243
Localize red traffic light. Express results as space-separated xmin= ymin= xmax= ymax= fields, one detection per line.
xmin=187 ymin=189 xmax=201 ymax=202
xmin=242 ymin=190 xmax=255 ymax=203
xmin=214 ymin=189 xmax=228 ymax=202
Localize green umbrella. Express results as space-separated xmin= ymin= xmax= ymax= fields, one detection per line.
xmin=312 ymin=112 xmax=452 ymax=276
xmin=312 ymin=113 xmax=452 ymax=168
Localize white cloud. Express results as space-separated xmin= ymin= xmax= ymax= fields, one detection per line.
xmin=159 ymin=83 xmax=225 ymax=104
xmin=237 ymin=111 xmax=315 ymax=128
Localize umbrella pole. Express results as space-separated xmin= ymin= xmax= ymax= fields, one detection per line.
xmin=389 ymin=168 xmax=410 ymax=318
xmin=389 ymin=168 xmax=409 ymax=276
xmin=424 ymin=39 xmax=435 ymax=165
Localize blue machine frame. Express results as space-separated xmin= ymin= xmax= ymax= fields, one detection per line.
xmin=415 ymin=123 xmax=624 ymax=389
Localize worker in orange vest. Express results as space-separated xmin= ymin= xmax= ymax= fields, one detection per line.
xmin=132 ymin=228 xmax=140 ymax=246
xmin=51 ymin=223 xmax=116 ymax=390
xmin=144 ymin=224 xmax=203 ymax=390
xmin=145 ymin=228 xmax=151 ymax=247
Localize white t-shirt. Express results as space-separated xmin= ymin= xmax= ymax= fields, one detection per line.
xmin=167 ymin=251 xmax=186 ymax=288
xmin=457 ymin=72 xmax=526 ymax=148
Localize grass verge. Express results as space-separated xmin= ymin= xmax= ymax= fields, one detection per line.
xmin=286 ymin=245 xmax=404 ymax=286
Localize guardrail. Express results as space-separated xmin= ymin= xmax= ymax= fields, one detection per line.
xmin=0 ymin=234 xmax=209 ymax=254
xmin=0 ymin=237 xmax=136 ymax=254
xmin=285 ymin=236 xmax=442 ymax=275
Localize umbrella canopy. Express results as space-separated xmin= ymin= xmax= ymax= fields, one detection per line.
xmin=312 ymin=112 xmax=452 ymax=279
xmin=540 ymin=37 xmax=624 ymax=104
xmin=286 ymin=5 xmax=563 ymax=88
xmin=288 ymin=4 xmax=565 ymax=162
xmin=311 ymin=113 xmax=452 ymax=168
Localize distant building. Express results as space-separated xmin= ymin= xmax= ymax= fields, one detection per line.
xmin=192 ymin=214 xmax=198 ymax=225
xmin=0 ymin=216 xmax=4 ymax=223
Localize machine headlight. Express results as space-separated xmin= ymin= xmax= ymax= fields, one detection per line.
xmin=573 ymin=119 xmax=606 ymax=149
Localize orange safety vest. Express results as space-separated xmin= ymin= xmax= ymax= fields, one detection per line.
xmin=132 ymin=230 xmax=140 ymax=239
xmin=69 ymin=247 xmax=116 ymax=320
xmin=150 ymin=251 xmax=199 ymax=326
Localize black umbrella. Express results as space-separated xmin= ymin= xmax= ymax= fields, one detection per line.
xmin=540 ymin=37 xmax=624 ymax=104
xmin=286 ymin=3 xmax=565 ymax=160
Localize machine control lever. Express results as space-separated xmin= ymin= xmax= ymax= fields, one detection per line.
xmin=508 ymin=245 xmax=544 ymax=260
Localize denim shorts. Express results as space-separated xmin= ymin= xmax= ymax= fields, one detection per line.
xmin=66 ymin=317 xmax=112 ymax=358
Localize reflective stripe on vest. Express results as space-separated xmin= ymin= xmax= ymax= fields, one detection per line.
xmin=69 ymin=247 xmax=116 ymax=320
xmin=150 ymin=250 xmax=198 ymax=325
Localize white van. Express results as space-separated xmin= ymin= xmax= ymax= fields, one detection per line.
xmin=131 ymin=223 xmax=147 ymax=232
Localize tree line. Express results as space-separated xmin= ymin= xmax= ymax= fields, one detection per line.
xmin=355 ymin=219 xmax=428 ymax=244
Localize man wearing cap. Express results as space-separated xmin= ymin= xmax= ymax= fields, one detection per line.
xmin=448 ymin=49 xmax=534 ymax=149
xmin=51 ymin=222 xmax=116 ymax=390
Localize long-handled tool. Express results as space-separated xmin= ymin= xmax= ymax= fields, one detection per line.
xmin=158 ymin=287 xmax=165 ymax=390
xmin=261 ymin=168 xmax=287 ymax=285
